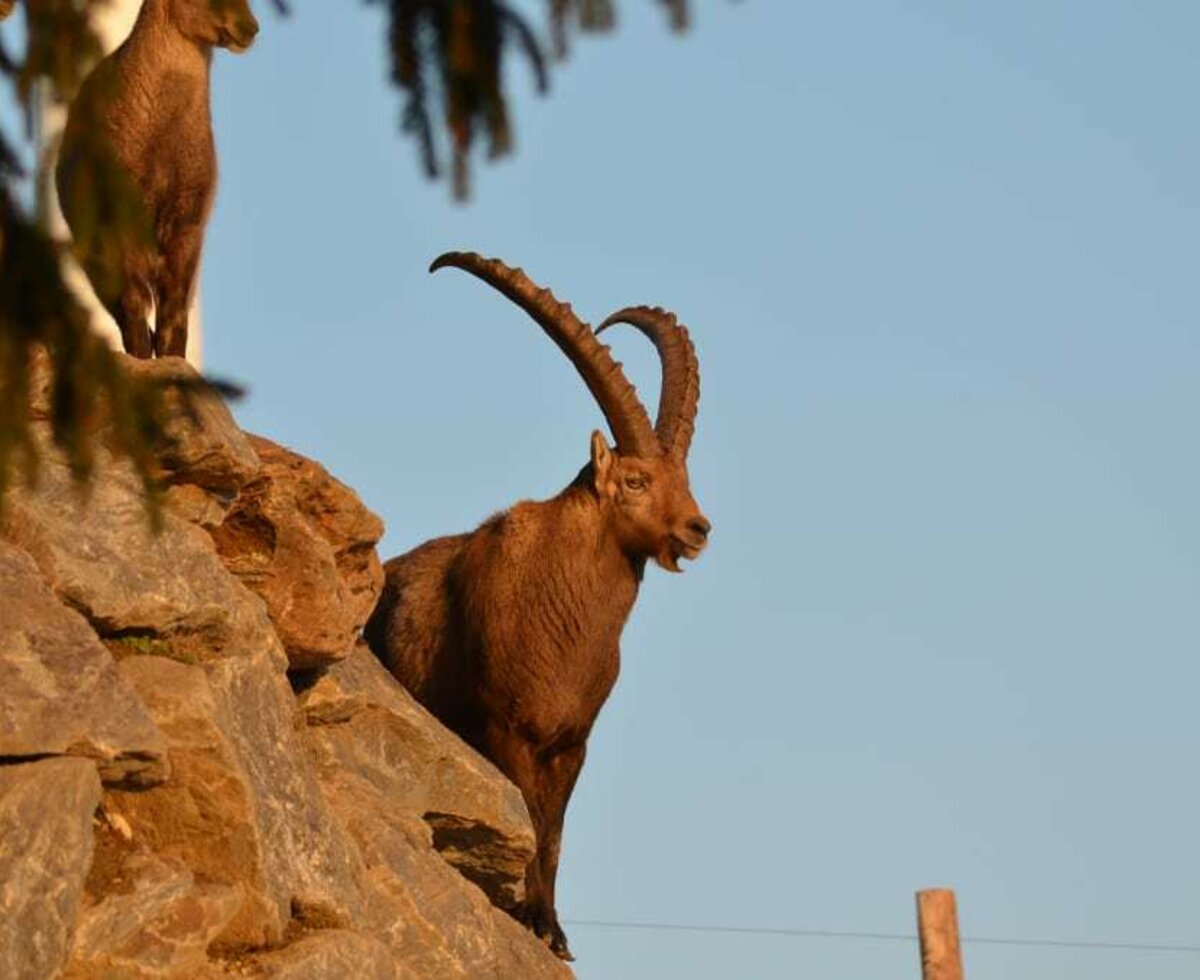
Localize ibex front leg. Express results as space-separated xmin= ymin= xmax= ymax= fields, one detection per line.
xmin=483 ymin=722 xmax=575 ymax=957
xmin=154 ymin=198 xmax=208 ymax=358
xmin=531 ymin=741 xmax=587 ymax=961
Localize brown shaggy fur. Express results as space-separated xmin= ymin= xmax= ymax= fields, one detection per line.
xmin=56 ymin=0 xmax=258 ymax=358
xmin=366 ymin=254 xmax=710 ymax=961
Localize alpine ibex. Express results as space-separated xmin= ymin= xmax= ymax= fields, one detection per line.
xmin=365 ymin=252 xmax=710 ymax=960
xmin=56 ymin=0 xmax=259 ymax=358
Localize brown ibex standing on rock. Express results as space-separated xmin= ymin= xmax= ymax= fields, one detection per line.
xmin=56 ymin=0 xmax=259 ymax=358
xmin=365 ymin=252 xmax=711 ymax=961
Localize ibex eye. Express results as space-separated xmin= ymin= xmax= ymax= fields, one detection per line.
xmin=624 ymin=476 xmax=648 ymax=491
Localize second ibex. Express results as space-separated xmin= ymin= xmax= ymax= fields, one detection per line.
xmin=366 ymin=252 xmax=711 ymax=961
xmin=56 ymin=0 xmax=259 ymax=358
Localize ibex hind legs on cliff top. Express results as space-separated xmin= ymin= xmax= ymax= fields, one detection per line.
xmin=366 ymin=252 xmax=711 ymax=961
xmin=55 ymin=0 xmax=259 ymax=359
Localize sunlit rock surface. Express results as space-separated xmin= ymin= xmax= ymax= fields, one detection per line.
xmin=0 ymin=355 xmax=572 ymax=977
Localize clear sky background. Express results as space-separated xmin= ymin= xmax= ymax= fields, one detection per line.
xmin=14 ymin=2 xmax=1200 ymax=977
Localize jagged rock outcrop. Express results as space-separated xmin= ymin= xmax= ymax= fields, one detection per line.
xmin=0 ymin=758 xmax=101 ymax=980
xmin=0 ymin=353 xmax=572 ymax=979
xmin=64 ymin=853 xmax=243 ymax=979
xmin=121 ymin=356 xmax=260 ymax=500
xmin=109 ymin=653 xmax=366 ymax=948
xmin=298 ymin=642 xmax=535 ymax=907
xmin=2 ymin=425 xmax=287 ymax=670
xmin=225 ymin=930 xmax=402 ymax=979
xmin=0 ymin=542 xmax=168 ymax=788
xmin=212 ymin=435 xmax=384 ymax=670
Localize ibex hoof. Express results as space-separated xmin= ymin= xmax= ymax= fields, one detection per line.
xmin=511 ymin=902 xmax=575 ymax=961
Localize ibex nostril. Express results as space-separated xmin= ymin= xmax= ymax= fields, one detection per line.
xmin=688 ymin=517 xmax=711 ymax=539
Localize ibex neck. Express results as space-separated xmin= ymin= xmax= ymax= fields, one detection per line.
xmin=131 ymin=0 xmax=175 ymax=30
xmin=126 ymin=0 xmax=214 ymax=69
xmin=556 ymin=484 xmax=645 ymax=587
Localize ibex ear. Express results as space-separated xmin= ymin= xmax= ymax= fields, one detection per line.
xmin=590 ymin=430 xmax=615 ymax=494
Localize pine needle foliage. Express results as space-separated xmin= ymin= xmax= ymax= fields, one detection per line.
xmin=376 ymin=0 xmax=689 ymax=198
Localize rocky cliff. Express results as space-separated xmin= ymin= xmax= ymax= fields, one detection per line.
xmin=0 ymin=356 xmax=572 ymax=979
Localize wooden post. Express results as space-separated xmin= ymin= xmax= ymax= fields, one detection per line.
xmin=916 ymin=888 xmax=964 ymax=980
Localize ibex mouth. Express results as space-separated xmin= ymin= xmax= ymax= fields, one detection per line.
xmin=663 ymin=535 xmax=706 ymax=572
xmin=220 ymin=22 xmax=259 ymax=53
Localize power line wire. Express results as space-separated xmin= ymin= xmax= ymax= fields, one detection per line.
xmin=563 ymin=919 xmax=1200 ymax=954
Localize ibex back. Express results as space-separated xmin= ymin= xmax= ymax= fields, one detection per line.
xmin=365 ymin=252 xmax=710 ymax=961
xmin=56 ymin=0 xmax=258 ymax=358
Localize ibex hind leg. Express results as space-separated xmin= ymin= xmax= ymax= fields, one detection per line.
xmin=101 ymin=275 xmax=154 ymax=359
xmin=154 ymin=226 xmax=203 ymax=358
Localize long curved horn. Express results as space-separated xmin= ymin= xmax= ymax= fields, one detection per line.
xmin=430 ymin=252 xmax=659 ymax=458
xmin=596 ymin=306 xmax=700 ymax=460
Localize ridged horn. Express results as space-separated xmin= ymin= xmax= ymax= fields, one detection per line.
xmin=596 ymin=306 xmax=700 ymax=460
xmin=430 ymin=252 xmax=660 ymax=458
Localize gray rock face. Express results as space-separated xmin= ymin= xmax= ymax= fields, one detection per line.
xmin=240 ymin=931 xmax=402 ymax=979
xmin=0 ymin=540 xmax=168 ymax=787
xmin=3 ymin=367 xmax=574 ymax=977
xmin=1 ymin=426 xmax=286 ymax=671
xmin=353 ymin=813 xmax=571 ymax=979
xmin=27 ymin=351 xmax=257 ymax=523
xmin=164 ymin=482 xmax=230 ymax=530
xmin=298 ymin=646 xmax=570 ymax=979
xmin=212 ymin=436 xmax=384 ymax=670
xmin=105 ymin=656 xmax=284 ymax=947
xmin=298 ymin=643 xmax=534 ymax=906
xmin=0 ymin=758 xmax=101 ymax=980
xmin=65 ymin=853 xmax=242 ymax=979
xmin=120 ymin=355 xmax=260 ymax=498
xmin=109 ymin=654 xmax=365 ymax=948
xmin=202 ymin=651 xmax=367 ymax=930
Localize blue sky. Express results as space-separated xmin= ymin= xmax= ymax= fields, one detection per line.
xmin=12 ymin=2 xmax=1200 ymax=976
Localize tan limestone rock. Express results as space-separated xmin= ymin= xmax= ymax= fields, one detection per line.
xmin=238 ymin=931 xmax=402 ymax=979
xmin=65 ymin=853 xmax=242 ymax=979
xmin=351 ymin=813 xmax=572 ymax=978
xmin=0 ymin=540 xmax=168 ymax=787
xmin=120 ymin=355 xmax=260 ymax=498
xmin=28 ymin=349 xmax=258 ymax=523
xmin=0 ymin=758 xmax=101 ymax=980
xmin=298 ymin=642 xmax=534 ymax=906
xmin=109 ymin=654 xmax=365 ymax=949
xmin=1 ymin=426 xmax=286 ymax=671
xmin=212 ymin=436 xmax=383 ymax=670
xmin=297 ymin=648 xmax=569 ymax=978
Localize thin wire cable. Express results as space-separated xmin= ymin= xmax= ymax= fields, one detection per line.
xmin=563 ymin=919 xmax=1200 ymax=954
